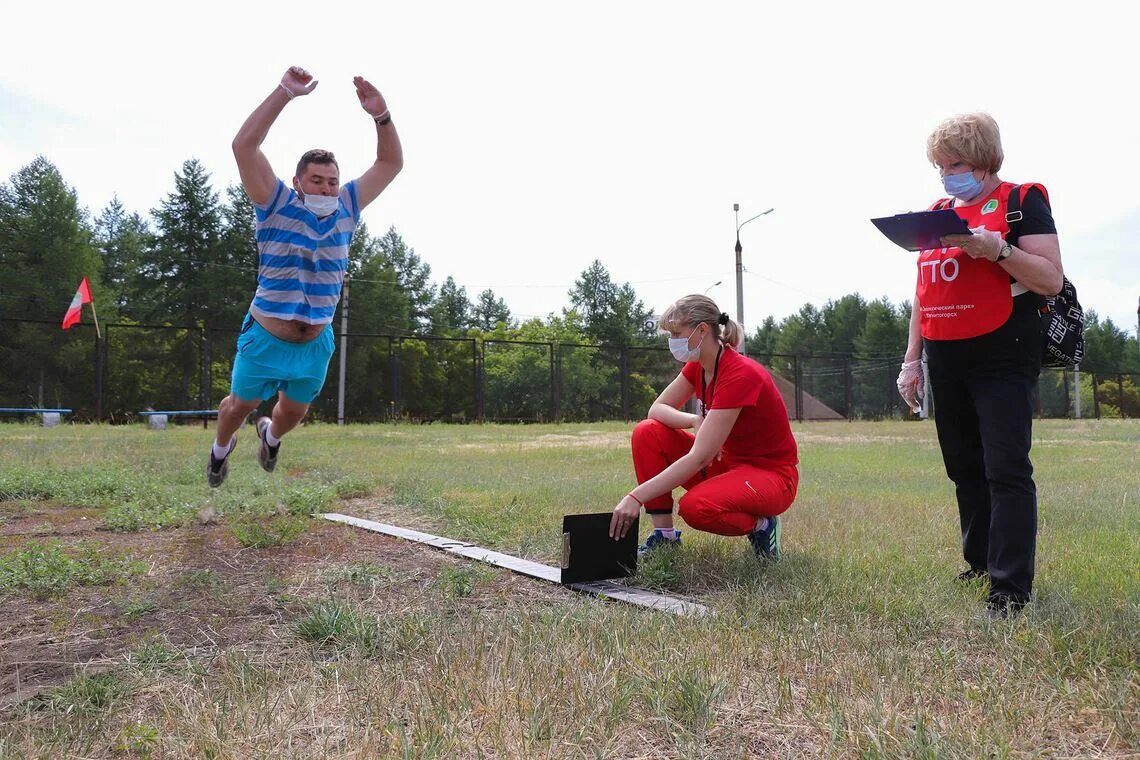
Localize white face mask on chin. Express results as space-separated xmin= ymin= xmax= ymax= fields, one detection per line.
xmin=300 ymin=192 xmax=340 ymax=218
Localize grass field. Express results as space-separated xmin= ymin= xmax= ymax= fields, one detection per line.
xmin=0 ymin=419 xmax=1136 ymax=758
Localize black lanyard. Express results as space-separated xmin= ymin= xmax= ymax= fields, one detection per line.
xmin=699 ymin=345 xmax=724 ymax=419
xmin=698 ymin=346 xmax=724 ymax=479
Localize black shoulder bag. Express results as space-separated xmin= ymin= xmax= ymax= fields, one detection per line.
xmin=1005 ymin=185 xmax=1085 ymax=368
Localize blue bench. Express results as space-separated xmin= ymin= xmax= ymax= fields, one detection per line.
xmin=138 ymin=410 xmax=219 ymax=430
xmin=0 ymin=408 xmax=72 ymax=427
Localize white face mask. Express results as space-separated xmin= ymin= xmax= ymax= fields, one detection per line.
xmin=668 ymin=326 xmax=703 ymax=362
xmin=300 ymin=191 xmax=340 ymax=218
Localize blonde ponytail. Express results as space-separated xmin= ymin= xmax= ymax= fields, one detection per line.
xmin=660 ymin=294 xmax=743 ymax=348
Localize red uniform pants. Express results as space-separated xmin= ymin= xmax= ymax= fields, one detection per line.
xmin=631 ymin=419 xmax=798 ymax=536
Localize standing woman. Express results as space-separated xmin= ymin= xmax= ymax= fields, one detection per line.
xmin=609 ymin=295 xmax=799 ymax=558
xmin=897 ymin=113 xmax=1064 ymax=618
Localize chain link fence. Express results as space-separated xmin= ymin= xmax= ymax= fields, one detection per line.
xmin=2 ymin=318 xmax=1135 ymax=422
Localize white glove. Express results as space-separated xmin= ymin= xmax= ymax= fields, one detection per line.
xmin=896 ymin=360 xmax=924 ymax=413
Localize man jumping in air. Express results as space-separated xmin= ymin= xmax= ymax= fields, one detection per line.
xmin=207 ymin=66 xmax=403 ymax=486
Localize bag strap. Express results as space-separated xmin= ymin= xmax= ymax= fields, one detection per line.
xmin=1005 ymin=184 xmax=1024 ymax=247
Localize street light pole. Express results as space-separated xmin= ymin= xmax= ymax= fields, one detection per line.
xmin=734 ymin=204 xmax=743 ymax=331
xmin=733 ymin=204 xmax=774 ymax=353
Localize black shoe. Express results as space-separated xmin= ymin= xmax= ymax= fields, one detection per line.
xmin=747 ymin=516 xmax=781 ymax=560
xmin=956 ymin=568 xmax=989 ymax=582
xmin=984 ymin=595 xmax=1026 ymax=621
xmin=206 ymin=437 xmax=237 ymax=488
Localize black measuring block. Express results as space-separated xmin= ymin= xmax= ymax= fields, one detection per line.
xmin=560 ymin=512 xmax=638 ymax=584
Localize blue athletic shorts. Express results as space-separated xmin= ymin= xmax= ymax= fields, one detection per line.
xmin=230 ymin=314 xmax=336 ymax=404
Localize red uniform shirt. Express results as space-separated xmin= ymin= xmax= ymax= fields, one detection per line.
xmin=917 ymin=181 xmax=1048 ymax=340
xmin=681 ymin=347 xmax=798 ymax=469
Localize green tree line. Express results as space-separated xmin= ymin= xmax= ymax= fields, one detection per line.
xmin=1 ymin=156 xmax=1136 ymax=420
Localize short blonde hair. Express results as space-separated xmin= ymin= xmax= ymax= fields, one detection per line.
xmin=926 ymin=112 xmax=1004 ymax=173
xmin=659 ymin=294 xmax=743 ymax=348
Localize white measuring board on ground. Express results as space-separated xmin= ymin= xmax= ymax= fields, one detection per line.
xmin=321 ymin=513 xmax=711 ymax=618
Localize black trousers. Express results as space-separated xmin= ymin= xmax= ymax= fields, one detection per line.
xmin=924 ymin=294 xmax=1043 ymax=604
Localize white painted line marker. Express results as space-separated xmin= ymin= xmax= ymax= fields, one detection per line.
xmin=321 ymin=513 xmax=711 ymax=618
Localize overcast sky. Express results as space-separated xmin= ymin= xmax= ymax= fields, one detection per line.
xmin=2 ymin=0 xmax=1137 ymax=335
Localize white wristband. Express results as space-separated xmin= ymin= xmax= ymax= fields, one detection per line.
xmin=278 ymin=83 xmax=295 ymax=100
xmin=373 ymin=110 xmax=391 ymax=123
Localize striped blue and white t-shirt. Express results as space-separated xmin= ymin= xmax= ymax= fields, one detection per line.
xmin=249 ymin=179 xmax=361 ymax=325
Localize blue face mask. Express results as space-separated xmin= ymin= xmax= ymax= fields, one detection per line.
xmin=942 ymin=170 xmax=984 ymax=201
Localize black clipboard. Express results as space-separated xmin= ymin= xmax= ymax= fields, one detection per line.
xmin=560 ymin=513 xmax=638 ymax=584
xmin=870 ymin=209 xmax=972 ymax=251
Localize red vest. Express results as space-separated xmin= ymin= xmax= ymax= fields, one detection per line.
xmin=916 ymin=182 xmax=1048 ymax=340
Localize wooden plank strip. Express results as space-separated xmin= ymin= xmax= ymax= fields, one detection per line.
xmin=449 ymin=545 xmax=563 ymax=583
xmin=568 ymin=580 xmax=711 ymax=618
xmin=321 ymin=513 xmax=711 ymax=618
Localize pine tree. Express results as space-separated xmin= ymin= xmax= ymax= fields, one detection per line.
xmin=747 ymin=316 xmax=781 ymax=357
xmin=821 ymin=294 xmax=868 ymax=355
xmin=0 ymin=157 xmax=100 ymax=409
xmin=143 ymin=159 xmax=238 ymax=406
xmin=567 ymin=259 xmax=651 ymax=346
xmin=429 ymin=276 xmax=473 ymax=335
xmin=94 ymin=197 xmax=149 ymax=315
xmin=377 ymin=226 xmax=435 ymax=333
xmin=473 ymin=288 xmax=513 ymax=331
xmin=853 ymin=298 xmax=910 ymax=417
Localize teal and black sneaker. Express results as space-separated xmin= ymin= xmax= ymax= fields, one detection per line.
xmin=748 ymin=516 xmax=781 ymax=560
xmin=638 ymin=529 xmax=682 ymax=557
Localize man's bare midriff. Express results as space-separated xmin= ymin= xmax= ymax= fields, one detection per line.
xmin=256 ymin=315 xmax=326 ymax=343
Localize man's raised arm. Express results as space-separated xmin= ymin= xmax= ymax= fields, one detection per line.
xmin=350 ymin=75 xmax=404 ymax=210
xmin=232 ymin=66 xmax=318 ymax=206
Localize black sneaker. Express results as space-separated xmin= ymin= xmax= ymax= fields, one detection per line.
xmin=984 ymin=595 xmax=1027 ymax=621
xmin=206 ymin=437 xmax=237 ymax=488
xmin=956 ymin=568 xmax=989 ymax=582
xmin=748 ymin=516 xmax=781 ymax=560
xmin=256 ymin=417 xmax=280 ymax=473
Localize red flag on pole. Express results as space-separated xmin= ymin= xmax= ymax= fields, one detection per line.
xmin=62 ymin=277 xmax=93 ymax=330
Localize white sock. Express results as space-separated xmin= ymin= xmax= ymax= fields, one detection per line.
xmin=656 ymin=528 xmax=678 ymax=540
xmin=264 ymin=424 xmax=281 ymax=447
xmin=212 ymin=440 xmax=233 ymax=460
xmin=754 ymin=517 xmax=769 ymax=532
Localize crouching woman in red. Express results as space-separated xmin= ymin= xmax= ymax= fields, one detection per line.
xmin=609 ymin=295 xmax=799 ymax=559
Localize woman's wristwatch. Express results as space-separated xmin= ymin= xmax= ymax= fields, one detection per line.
xmin=996 ymin=240 xmax=1013 ymax=261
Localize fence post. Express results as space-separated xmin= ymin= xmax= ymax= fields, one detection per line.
xmin=1062 ymin=368 xmax=1070 ymax=418
xmin=470 ymin=339 xmax=478 ymax=422
xmin=1074 ymin=367 xmax=1081 ymax=418
xmin=843 ymin=356 xmax=852 ymax=419
xmin=549 ymin=342 xmax=557 ymax=422
xmin=476 ymin=340 xmax=485 ymax=422
xmin=94 ymin=331 xmax=105 ymax=421
xmin=620 ymin=347 xmax=630 ymax=421
xmin=390 ymin=338 xmax=400 ymax=420
xmin=337 ymin=278 xmax=349 ymax=426
xmin=198 ymin=323 xmax=209 ymax=412
xmin=1120 ymin=373 xmax=1126 ymax=418
xmin=798 ymin=357 xmax=807 ymax=421
xmin=1092 ymin=372 xmax=1100 ymax=418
